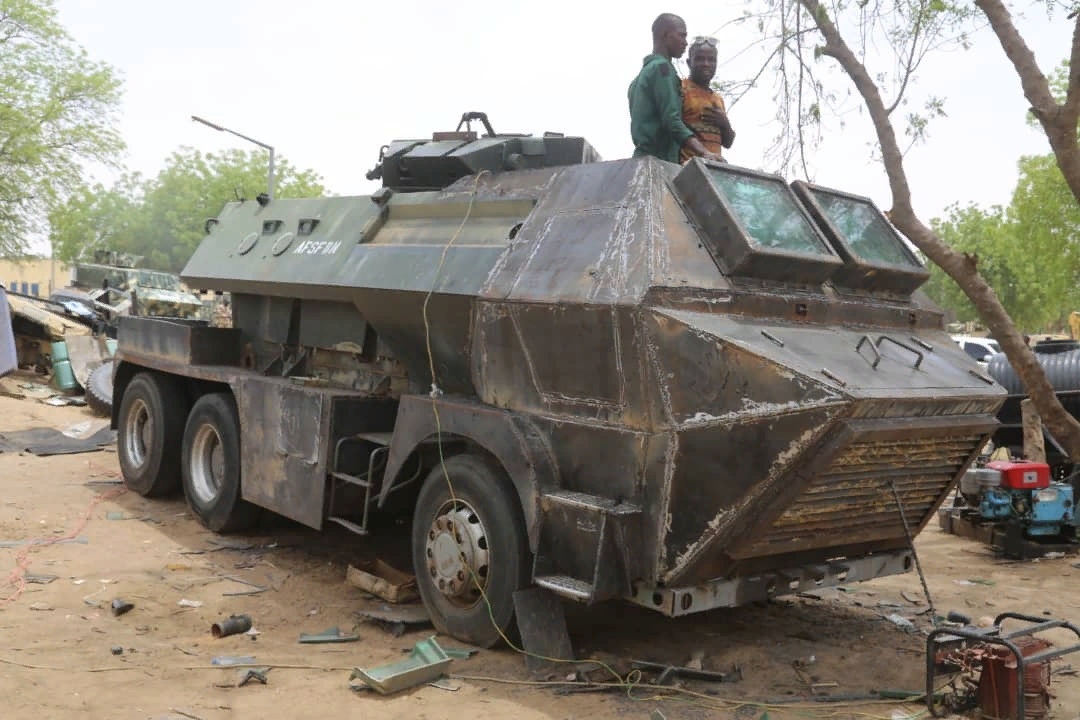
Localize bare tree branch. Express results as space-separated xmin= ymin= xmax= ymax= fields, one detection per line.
xmin=975 ymin=0 xmax=1080 ymax=214
xmin=1067 ymin=13 xmax=1080 ymax=117
xmin=797 ymin=0 xmax=1080 ymax=460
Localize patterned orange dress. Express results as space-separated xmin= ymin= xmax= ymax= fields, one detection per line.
xmin=679 ymin=78 xmax=728 ymax=164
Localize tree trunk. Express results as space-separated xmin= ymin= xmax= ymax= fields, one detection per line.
xmin=974 ymin=0 xmax=1080 ymax=205
xmin=798 ymin=0 xmax=1080 ymax=462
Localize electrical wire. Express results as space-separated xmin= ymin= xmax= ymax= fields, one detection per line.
xmin=417 ymin=172 xmax=927 ymax=720
xmin=418 ymin=169 xmax=626 ymax=686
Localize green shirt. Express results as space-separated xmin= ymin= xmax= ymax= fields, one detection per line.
xmin=628 ymin=54 xmax=696 ymax=163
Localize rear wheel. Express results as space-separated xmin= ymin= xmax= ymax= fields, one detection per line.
xmin=181 ymin=392 xmax=260 ymax=533
xmin=117 ymin=372 xmax=186 ymax=497
xmin=411 ymin=453 xmax=530 ymax=648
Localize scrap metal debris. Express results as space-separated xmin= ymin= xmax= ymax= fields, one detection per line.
xmin=111 ymin=599 xmax=134 ymax=616
xmin=349 ymin=636 xmax=452 ymax=695
xmin=237 ymin=668 xmax=270 ymax=687
xmin=298 ymin=626 xmax=360 ymax=644
xmin=630 ymin=658 xmax=743 ymax=685
xmin=0 ymin=426 xmax=116 ymax=456
xmin=211 ymin=614 xmax=252 ymax=638
xmin=356 ymin=603 xmax=432 ymax=637
xmin=25 ymin=573 xmax=57 ymax=584
xmin=345 ymin=560 xmax=418 ymax=603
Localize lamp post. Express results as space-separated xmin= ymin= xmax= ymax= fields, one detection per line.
xmin=190 ymin=115 xmax=275 ymax=200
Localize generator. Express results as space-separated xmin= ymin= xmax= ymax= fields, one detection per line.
xmin=942 ymin=458 xmax=1078 ymax=557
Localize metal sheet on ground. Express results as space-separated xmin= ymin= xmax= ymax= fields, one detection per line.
xmin=0 ymin=426 xmax=116 ymax=455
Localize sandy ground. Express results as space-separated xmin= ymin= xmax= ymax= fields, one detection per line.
xmin=0 ymin=377 xmax=1078 ymax=720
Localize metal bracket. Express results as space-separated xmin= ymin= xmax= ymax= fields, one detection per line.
xmin=877 ymin=335 xmax=925 ymax=369
xmin=856 ymin=335 xmax=882 ymax=369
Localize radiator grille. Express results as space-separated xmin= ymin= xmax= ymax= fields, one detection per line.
xmin=745 ymin=432 xmax=985 ymax=555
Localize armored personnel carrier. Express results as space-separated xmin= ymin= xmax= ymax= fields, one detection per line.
xmin=110 ymin=113 xmax=1006 ymax=647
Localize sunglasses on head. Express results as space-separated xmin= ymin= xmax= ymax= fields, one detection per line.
xmin=691 ymin=36 xmax=718 ymax=47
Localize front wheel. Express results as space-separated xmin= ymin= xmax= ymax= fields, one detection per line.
xmin=180 ymin=392 xmax=260 ymax=533
xmin=411 ymin=453 xmax=530 ymax=648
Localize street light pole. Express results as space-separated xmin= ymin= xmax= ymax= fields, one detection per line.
xmin=190 ymin=115 xmax=275 ymax=200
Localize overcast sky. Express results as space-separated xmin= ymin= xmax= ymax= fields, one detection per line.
xmin=52 ymin=0 xmax=1070 ymax=246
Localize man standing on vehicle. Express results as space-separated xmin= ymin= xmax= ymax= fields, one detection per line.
xmin=679 ymin=37 xmax=735 ymax=163
xmin=628 ymin=13 xmax=724 ymax=164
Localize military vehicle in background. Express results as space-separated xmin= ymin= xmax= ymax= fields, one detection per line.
xmin=108 ymin=112 xmax=1005 ymax=648
xmin=65 ymin=250 xmax=207 ymax=324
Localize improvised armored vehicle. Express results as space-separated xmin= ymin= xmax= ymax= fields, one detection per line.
xmin=110 ymin=113 xmax=1006 ymax=647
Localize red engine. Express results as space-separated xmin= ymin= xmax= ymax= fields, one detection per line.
xmin=986 ymin=460 xmax=1051 ymax=490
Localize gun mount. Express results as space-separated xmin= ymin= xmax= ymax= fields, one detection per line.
xmin=364 ymin=111 xmax=602 ymax=192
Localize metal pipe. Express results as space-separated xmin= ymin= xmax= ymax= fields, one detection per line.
xmin=191 ymin=115 xmax=275 ymax=200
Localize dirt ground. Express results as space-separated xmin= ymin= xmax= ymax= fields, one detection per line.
xmin=0 ymin=377 xmax=1077 ymax=720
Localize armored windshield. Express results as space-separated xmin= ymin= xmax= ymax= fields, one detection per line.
xmin=807 ymin=189 xmax=918 ymax=268
xmin=706 ymin=168 xmax=832 ymax=257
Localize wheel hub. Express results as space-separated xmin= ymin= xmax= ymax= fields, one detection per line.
xmin=124 ymin=398 xmax=152 ymax=468
xmin=189 ymin=423 xmax=225 ymax=504
xmin=425 ymin=502 xmax=489 ymax=604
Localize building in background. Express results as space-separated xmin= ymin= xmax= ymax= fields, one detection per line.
xmin=0 ymin=256 xmax=71 ymax=297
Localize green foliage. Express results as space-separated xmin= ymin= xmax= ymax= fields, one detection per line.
xmin=49 ymin=147 xmax=327 ymax=272
xmin=0 ymin=0 xmax=124 ymax=255
xmin=925 ymin=151 xmax=1080 ymax=332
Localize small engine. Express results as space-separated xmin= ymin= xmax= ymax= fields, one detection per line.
xmin=959 ymin=460 xmax=1075 ymax=538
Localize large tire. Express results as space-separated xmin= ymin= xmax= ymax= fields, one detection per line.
xmin=180 ymin=392 xmax=260 ymax=533
xmin=411 ymin=453 xmax=530 ymax=649
xmin=85 ymin=361 xmax=114 ymax=417
xmin=117 ymin=372 xmax=186 ymax=497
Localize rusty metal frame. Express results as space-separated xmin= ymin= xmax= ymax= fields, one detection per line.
xmin=926 ymin=612 xmax=1080 ymax=719
xmin=632 ymin=548 xmax=913 ymax=617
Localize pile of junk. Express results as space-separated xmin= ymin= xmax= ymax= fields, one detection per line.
xmin=0 ymin=251 xmax=216 ymax=417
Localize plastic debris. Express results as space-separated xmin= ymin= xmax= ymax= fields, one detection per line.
xmin=177 ymin=599 xmax=204 ymax=608
xmin=211 ymin=656 xmax=255 ymax=666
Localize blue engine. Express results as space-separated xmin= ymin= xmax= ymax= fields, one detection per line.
xmin=978 ymin=483 xmax=1075 ymax=536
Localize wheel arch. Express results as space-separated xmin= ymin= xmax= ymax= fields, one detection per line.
xmin=378 ymin=395 xmax=559 ymax=552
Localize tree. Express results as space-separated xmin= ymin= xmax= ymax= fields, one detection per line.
xmin=0 ymin=0 xmax=124 ymax=256
xmin=926 ymin=151 xmax=1080 ymax=333
xmin=50 ymin=147 xmax=327 ymax=272
xmin=723 ymin=0 xmax=1080 ymax=460
xmin=924 ymin=203 xmax=1014 ymax=324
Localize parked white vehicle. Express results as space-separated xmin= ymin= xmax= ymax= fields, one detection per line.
xmin=951 ymin=335 xmax=1002 ymax=368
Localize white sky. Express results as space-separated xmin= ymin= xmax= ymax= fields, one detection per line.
xmin=50 ymin=0 xmax=1070 ymax=253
